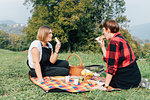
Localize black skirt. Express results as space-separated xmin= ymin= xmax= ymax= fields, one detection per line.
xmin=109 ymin=61 xmax=141 ymax=89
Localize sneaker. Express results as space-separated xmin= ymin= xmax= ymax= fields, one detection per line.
xmin=139 ymin=78 xmax=150 ymax=89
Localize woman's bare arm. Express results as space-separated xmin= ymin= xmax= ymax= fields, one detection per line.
xmin=50 ymin=42 xmax=61 ymax=64
xmin=99 ymin=36 xmax=106 ymax=57
xmin=31 ymin=47 xmax=44 ymax=82
xmin=105 ymin=73 xmax=113 ymax=87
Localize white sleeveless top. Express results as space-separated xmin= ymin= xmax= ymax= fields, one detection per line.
xmin=27 ymin=40 xmax=53 ymax=69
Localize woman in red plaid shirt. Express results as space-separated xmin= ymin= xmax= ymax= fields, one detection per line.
xmin=99 ymin=20 xmax=141 ymax=89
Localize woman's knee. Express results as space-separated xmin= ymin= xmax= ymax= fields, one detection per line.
xmin=55 ymin=60 xmax=69 ymax=67
xmin=43 ymin=67 xmax=69 ymax=76
xmin=64 ymin=60 xmax=69 ymax=67
xmin=62 ymin=68 xmax=69 ymax=75
xmin=57 ymin=68 xmax=69 ymax=76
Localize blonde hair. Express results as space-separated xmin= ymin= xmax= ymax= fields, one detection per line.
xmin=36 ymin=26 xmax=51 ymax=41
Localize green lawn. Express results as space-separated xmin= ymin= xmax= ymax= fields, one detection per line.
xmin=0 ymin=49 xmax=150 ymax=100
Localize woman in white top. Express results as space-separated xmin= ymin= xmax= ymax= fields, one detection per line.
xmin=27 ymin=26 xmax=69 ymax=82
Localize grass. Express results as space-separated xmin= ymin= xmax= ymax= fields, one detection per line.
xmin=0 ymin=49 xmax=150 ymax=100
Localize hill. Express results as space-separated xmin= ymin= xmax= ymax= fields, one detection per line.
xmin=0 ymin=20 xmax=16 ymax=24
xmin=130 ymin=23 xmax=150 ymax=40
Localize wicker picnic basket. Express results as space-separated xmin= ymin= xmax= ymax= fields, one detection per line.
xmin=66 ymin=54 xmax=84 ymax=76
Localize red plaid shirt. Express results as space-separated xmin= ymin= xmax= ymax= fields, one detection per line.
xmin=103 ymin=32 xmax=135 ymax=75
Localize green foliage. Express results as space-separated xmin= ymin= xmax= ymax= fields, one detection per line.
xmin=0 ymin=31 xmax=29 ymax=51
xmin=7 ymin=34 xmax=29 ymax=51
xmin=120 ymin=30 xmax=150 ymax=59
xmin=23 ymin=5 xmax=50 ymax=42
xmin=0 ymin=30 xmax=10 ymax=49
xmin=22 ymin=0 xmax=146 ymax=59
xmin=24 ymin=0 xmax=128 ymax=52
xmin=143 ymin=43 xmax=150 ymax=61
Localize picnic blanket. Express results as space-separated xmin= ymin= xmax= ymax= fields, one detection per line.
xmin=29 ymin=74 xmax=120 ymax=93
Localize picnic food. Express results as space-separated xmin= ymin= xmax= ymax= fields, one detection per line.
xmin=84 ymin=75 xmax=93 ymax=81
xmin=95 ymin=35 xmax=106 ymax=44
xmin=81 ymin=69 xmax=94 ymax=81
xmin=81 ymin=69 xmax=93 ymax=76
xmin=95 ymin=37 xmax=103 ymax=44
xmin=55 ymin=37 xmax=60 ymax=45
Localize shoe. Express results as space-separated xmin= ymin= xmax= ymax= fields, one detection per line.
xmin=139 ymin=78 xmax=150 ymax=89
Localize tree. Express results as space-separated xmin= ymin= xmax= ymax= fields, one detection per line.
xmin=0 ymin=30 xmax=10 ymax=49
xmin=24 ymin=0 xmax=128 ymax=52
xmin=143 ymin=43 xmax=150 ymax=61
xmin=0 ymin=30 xmax=29 ymax=51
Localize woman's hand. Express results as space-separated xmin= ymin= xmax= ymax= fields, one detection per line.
xmin=105 ymin=73 xmax=113 ymax=88
xmin=37 ymin=78 xmax=44 ymax=82
xmin=98 ymin=35 xmax=106 ymax=57
xmin=101 ymin=86 xmax=107 ymax=90
xmin=98 ymin=35 xmax=106 ymax=47
xmin=55 ymin=42 xmax=61 ymax=53
xmin=50 ymin=42 xmax=61 ymax=64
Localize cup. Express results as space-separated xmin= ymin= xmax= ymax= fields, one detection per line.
xmin=74 ymin=79 xmax=79 ymax=85
xmin=65 ymin=76 xmax=70 ymax=83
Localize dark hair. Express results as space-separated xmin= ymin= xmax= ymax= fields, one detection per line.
xmin=102 ymin=20 xmax=119 ymax=33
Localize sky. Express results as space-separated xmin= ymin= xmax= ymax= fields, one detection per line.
xmin=0 ymin=0 xmax=150 ymax=26
xmin=0 ymin=0 xmax=32 ymax=24
xmin=125 ymin=0 xmax=150 ymax=26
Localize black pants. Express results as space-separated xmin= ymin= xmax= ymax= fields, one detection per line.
xmin=29 ymin=60 xmax=69 ymax=77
